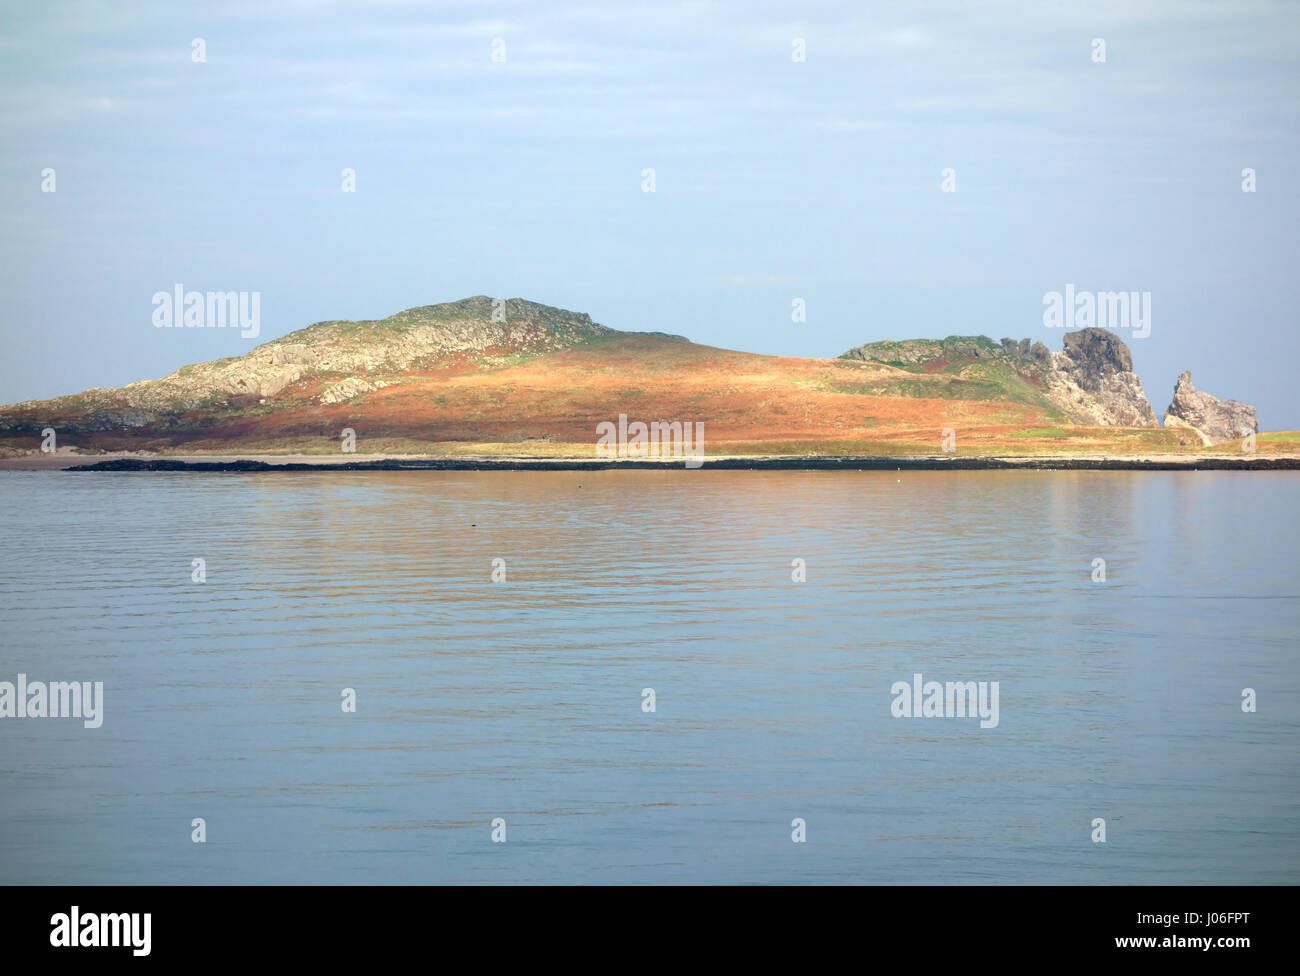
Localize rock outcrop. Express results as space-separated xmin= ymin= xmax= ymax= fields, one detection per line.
xmin=317 ymin=377 xmax=392 ymax=405
xmin=1162 ymin=371 xmax=1258 ymax=445
xmin=1044 ymin=328 xmax=1158 ymax=427
xmin=841 ymin=327 xmax=1158 ymax=427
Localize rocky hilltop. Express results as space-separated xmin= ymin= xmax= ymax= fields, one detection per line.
xmin=841 ymin=327 xmax=1158 ymax=427
xmin=1163 ymin=371 xmax=1259 ymax=445
xmin=2 ymin=297 xmax=609 ymax=430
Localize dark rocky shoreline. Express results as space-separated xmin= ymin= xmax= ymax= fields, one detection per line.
xmin=66 ymin=456 xmax=1300 ymax=472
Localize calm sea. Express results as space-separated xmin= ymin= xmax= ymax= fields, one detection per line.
xmin=0 ymin=469 xmax=1296 ymax=884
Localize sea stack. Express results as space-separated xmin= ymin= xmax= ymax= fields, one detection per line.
xmin=1162 ymin=371 xmax=1259 ymax=446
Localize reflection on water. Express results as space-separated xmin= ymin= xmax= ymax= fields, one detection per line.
xmin=0 ymin=470 xmax=1296 ymax=883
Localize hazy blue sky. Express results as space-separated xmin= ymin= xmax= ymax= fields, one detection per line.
xmin=2 ymin=0 xmax=1298 ymax=425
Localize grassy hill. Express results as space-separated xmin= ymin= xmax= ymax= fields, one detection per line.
xmin=0 ymin=297 xmax=1286 ymax=459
